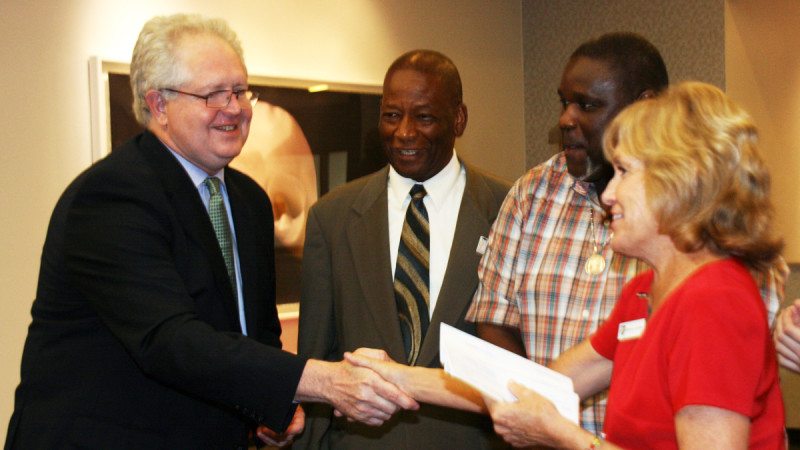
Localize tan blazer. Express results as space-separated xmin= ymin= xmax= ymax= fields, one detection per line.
xmin=296 ymin=161 xmax=511 ymax=450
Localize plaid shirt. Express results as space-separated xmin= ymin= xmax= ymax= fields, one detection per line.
xmin=467 ymin=153 xmax=783 ymax=435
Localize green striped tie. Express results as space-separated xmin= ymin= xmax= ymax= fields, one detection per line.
xmin=393 ymin=184 xmax=430 ymax=365
xmin=205 ymin=177 xmax=237 ymax=296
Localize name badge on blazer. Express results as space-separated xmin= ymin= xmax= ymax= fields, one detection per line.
xmin=475 ymin=236 xmax=489 ymax=255
xmin=476 ymin=236 xmax=488 ymax=255
xmin=617 ymin=318 xmax=646 ymax=341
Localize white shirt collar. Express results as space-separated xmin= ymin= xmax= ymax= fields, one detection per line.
xmin=387 ymin=150 xmax=461 ymax=210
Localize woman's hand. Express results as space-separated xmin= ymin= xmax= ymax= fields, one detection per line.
xmin=345 ymin=348 xmax=486 ymax=413
xmin=344 ymin=348 xmax=409 ymax=391
xmin=485 ymin=381 xmax=585 ymax=448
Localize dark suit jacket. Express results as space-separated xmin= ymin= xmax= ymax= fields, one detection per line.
xmin=296 ymin=162 xmax=511 ymax=449
xmin=5 ymin=131 xmax=306 ymax=450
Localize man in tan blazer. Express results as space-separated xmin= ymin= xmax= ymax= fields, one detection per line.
xmin=295 ymin=50 xmax=511 ymax=449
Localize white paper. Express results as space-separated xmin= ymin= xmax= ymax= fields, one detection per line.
xmin=440 ymin=323 xmax=580 ymax=424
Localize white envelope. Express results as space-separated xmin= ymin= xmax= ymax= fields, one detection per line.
xmin=440 ymin=323 xmax=580 ymax=424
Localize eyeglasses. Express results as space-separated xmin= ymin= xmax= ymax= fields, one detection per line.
xmin=163 ymin=88 xmax=259 ymax=109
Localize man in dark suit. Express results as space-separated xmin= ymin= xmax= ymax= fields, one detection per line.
xmin=4 ymin=14 xmax=416 ymax=450
xmin=296 ymin=50 xmax=511 ymax=449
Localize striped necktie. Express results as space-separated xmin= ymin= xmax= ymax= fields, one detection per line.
xmin=394 ymin=184 xmax=430 ymax=365
xmin=204 ymin=177 xmax=237 ymax=296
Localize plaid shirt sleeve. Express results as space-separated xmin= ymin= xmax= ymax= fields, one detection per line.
xmin=467 ymin=173 xmax=532 ymax=328
xmin=755 ymin=256 xmax=788 ymax=328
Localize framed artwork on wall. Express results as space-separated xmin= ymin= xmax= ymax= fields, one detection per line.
xmin=88 ymin=57 xmax=387 ymax=337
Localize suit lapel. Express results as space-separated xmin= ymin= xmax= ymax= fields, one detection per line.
xmin=417 ymin=165 xmax=492 ymax=366
xmin=226 ymin=172 xmax=263 ymax=335
xmin=346 ymin=169 xmax=407 ymax=361
xmin=139 ymin=132 xmax=242 ymax=331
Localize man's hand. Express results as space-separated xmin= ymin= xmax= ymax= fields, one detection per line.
xmin=333 ymin=348 xmax=406 ymax=420
xmin=255 ymin=405 xmax=305 ymax=447
xmin=775 ymin=299 xmax=800 ymax=373
xmin=351 ymin=347 xmax=394 ymax=362
xmin=326 ymin=358 xmax=419 ymax=425
xmin=295 ymin=358 xmax=419 ymax=426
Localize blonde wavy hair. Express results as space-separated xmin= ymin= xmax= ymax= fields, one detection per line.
xmin=130 ymin=14 xmax=245 ymax=126
xmin=603 ymin=81 xmax=783 ymax=271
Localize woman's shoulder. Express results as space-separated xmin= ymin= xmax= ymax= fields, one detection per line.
xmin=681 ymin=258 xmax=758 ymax=297
xmin=670 ymin=258 xmax=766 ymax=325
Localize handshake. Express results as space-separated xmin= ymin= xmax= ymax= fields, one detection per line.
xmin=256 ymin=348 xmax=417 ymax=447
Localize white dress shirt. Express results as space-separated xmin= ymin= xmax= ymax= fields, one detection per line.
xmin=388 ymin=151 xmax=466 ymax=316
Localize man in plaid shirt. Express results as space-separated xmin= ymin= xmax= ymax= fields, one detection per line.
xmin=467 ymin=32 xmax=784 ymax=435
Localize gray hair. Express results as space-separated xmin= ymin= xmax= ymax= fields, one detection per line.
xmin=130 ymin=14 xmax=245 ymax=126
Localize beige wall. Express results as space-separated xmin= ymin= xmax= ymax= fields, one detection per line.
xmin=725 ymin=0 xmax=800 ymax=263
xmin=0 ymin=0 xmax=523 ymax=440
xmin=725 ymin=0 xmax=800 ymax=428
xmin=522 ymin=0 xmax=725 ymax=167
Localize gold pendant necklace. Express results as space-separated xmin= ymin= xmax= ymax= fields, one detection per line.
xmin=585 ymin=208 xmax=612 ymax=275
